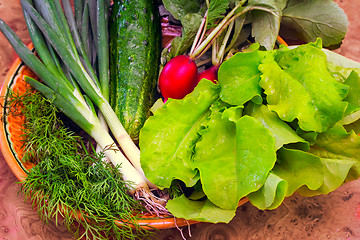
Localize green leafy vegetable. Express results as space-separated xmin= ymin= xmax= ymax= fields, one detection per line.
xmin=274 ymin=148 xmax=325 ymax=196
xmin=245 ymin=103 xmax=309 ymax=150
xmin=141 ymin=40 xmax=360 ymax=223
xmin=218 ymin=46 xmax=267 ymax=105
xmin=193 ymin=111 xmax=277 ymax=210
xmin=161 ymin=0 xmax=204 ymax=59
xmin=249 ymin=0 xmax=283 ymax=50
xmin=247 ymin=172 xmax=287 ymax=210
xmin=166 ymin=195 xmax=236 ymax=223
xmin=8 ymin=90 xmax=150 ymax=240
xmin=281 ymin=0 xmax=349 ymax=47
xmin=342 ymin=71 xmax=360 ymax=120
xmin=167 ymin=13 xmax=203 ymax=58
xmin=206 ymin=0 xmax=230 ymax=29
xmin=140 ymin=80 xmax=220 ymax=188
xmin=162 ymin=0 xmax=203 ymax=20
xmin=259 ymin=42 xmax=349 ymax=132
xmin=313 ymin=124 xmax=360 ymax=181
xmin=162 ymin=0 xmax=349 ymax=62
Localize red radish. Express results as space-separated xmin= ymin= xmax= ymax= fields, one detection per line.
xmin=197 ymin=65 xmax=219 ymax=83
xmin=159 ymin=55 xmax=198 ymax=101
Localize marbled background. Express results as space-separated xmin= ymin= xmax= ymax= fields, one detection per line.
xmin=1 ymin=0 xmax=360 ymax=239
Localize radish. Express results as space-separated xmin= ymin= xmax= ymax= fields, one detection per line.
xmin=197 ymin=65 xmax=219 ymax=83
xmin=158 ymin=55 xmax=198 ymax=101
xmin=159 ymin=1 xmax=247 ymax=100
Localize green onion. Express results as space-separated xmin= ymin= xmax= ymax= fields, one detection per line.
xmin=0 ymin=0 xmax=165 ymax=211
xmin=95 ymin=0 xmax=110 ymax=100
xmin=7 ymin=89 xmax=150 ymax=239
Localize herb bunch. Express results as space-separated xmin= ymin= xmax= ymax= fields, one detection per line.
xmin=8 ymin=89 xmax=153 ymax=240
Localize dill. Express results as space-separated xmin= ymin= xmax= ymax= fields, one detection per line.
xmin=8 ymin=89 xmax=154 ymax=240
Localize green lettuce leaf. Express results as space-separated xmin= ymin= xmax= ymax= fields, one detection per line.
xmin=312 ymin=124 xmax=360 ymax=181
xmin=344 ymin=119 xmax=360 ymax=136
xmin=321 ymin=50 xmax=360 ymax=125
xmin=245 ymin=102 xmax=309 ymax=150
xmin=341 ymin=71 xmax=360 ymax=124
xmin=297 ymin=157 xmax=356 ymax=196
xmin=295 ymin=127 xmax=318 ymax=145
xmin=142 ymin=40 xmax=360 ymax=223
xmin=139 ymin=80 xmax=220 ymax=188
xmin=166 ymin=195 xmax=236 ymax=223
xmin=193 ymin=112 xmax=277 ymax=210
xmin=322 ymin=48 xmax=360 ymax=71
xmin=259 ymin=44 xmax=349 ymax=132
xmin=248 ymin=146 xmax=356 ymax=210
xmin=273 ymin=148 xmax=324 ymax=197
xmin=247 ymin=172 xmax=287 ymax=210
xmin=218 ymin=47 xmax=269 ymax=106
xmin=322 ymin=47 xmax=360 ymax=82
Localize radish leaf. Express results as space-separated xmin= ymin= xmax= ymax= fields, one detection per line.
xmin=168 ymin=13 xmax=203 ymax=57
xmin=249 ymin=0 xmax=283 ymax=50
xmin=206 ymin=0 xmax=230 ymax=29
xmin=281 ymin=0 xmax=348 ymax=47
xmin=162 ymin=0 xmax=203 ymax=20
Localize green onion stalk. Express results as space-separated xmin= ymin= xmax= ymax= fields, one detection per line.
xmin=0 ymin=0 xmax=167 ymax=215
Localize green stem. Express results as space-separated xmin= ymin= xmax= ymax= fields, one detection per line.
xmin=22 ymin=0 xmax=67 ymax=84
xmin=189 ymin=10 xmax=207 ymax=57
xmin=215 ymin=20 xmax=234 ymax=66
xmin=189 ymin=0 xmax=247 ymax=59
xmin=62 ymin=0 xmax=99 ymax=85
xmin=0 ymin=19 xmax=74 ymax=101
xmin=96 ymin=0 xmax=110 ymax=100
xmin=212 ymin=38 xmax=218 ymax=66
xmin=81 ymin=2 xmax=91 ymax=60
xmin=21 ymin=0 xmax=102 ymax=102
xmin=228 ymin=5 xmax=280 ymax=25
xmin=74 ymin=0 xmax=84 ymax=34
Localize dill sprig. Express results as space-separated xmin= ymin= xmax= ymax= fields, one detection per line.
xmin=8 ymin=89 xmax=154 ymax=240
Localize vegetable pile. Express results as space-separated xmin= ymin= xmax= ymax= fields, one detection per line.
xmin=0 ymin=0 xmax=164 ymax=239
xmin=0 ymin=0 xmax=359 ymax=238
xmin=158 ymin=0 xmax=349 ymax=101
xmin=141 ymin=39 xmax=360 ymax=223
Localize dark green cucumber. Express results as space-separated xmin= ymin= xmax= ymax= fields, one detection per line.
xmin=109 ymin=0 xmax=161 ymax=140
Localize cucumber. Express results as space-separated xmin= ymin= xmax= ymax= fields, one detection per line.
xmin=109 ymin=0 xmax=161 ymax=140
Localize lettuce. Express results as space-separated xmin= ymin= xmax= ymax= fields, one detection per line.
xmin=140 ymin=40 xmax=360 ymax=223
xmin=260 ymin=43 xmax=349 ymax=132
xmin=139 ymin=80 xmax=220 ymax=188
xmin=245 ymin=102 xmax=309 ymax=150
xmin=218 ymin=48 xmax=268 ymax=106
xmin=166 ymin=195 xmax=236 ymax=223
xmin=193 ymin=111 xmax=277 ymax=210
